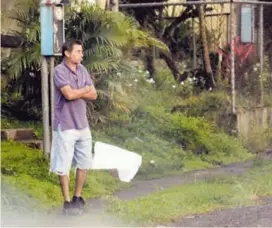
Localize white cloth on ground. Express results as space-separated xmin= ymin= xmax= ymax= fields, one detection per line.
xmin=91 ymin=141 xmax=142 ymax=182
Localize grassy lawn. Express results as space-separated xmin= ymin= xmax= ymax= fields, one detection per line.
xmin=108 ymin=160 xmax=272 ymax=226
xmin=1 ymin=141 xmax=130 ymax=209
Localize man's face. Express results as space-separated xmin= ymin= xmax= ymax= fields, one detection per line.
xmin=65 ymin=44 xmax=83 ymax=64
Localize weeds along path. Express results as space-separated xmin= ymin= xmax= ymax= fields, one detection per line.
xmin=88 ymin=151 xmax=272 ymax=209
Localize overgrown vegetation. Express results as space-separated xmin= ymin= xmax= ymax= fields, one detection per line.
xmin=108 ymin=160 xmax=272 ymax=226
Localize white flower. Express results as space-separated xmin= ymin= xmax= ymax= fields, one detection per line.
xmin=193 ymin=77 xmax=197 ymax=81
xmin=117 ymin=72 xmax=121 ymax=76
xmin=209 ymin=87 xmax=212 ymax=91
xmin=128 ymin=84 xmax=133 ymax=87
xmin=146 ymin=78 xmax=155 ymax=84
xmin=150 ymin=160 xmax=155 ymax=164
xmin=134 ymin=79 xmax=138 ymax=82
xmin=254 ymin=67 xmax=258 ymax=72
xmin=145 ymin=70 xmax=150 ymax=75
xmin=172 ymin=85 xmax=176 ymax=88
xmin=71 ymin=4 xmax=81 ymax=12
xmin=180 ymin=81 xmax=185 ymax=85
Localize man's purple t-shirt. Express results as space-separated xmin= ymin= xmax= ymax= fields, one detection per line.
xmin=53 ymin=61 xmax=93 ymax=131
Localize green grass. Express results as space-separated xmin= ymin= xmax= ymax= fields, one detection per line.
xmin=1 ymin=141 xmax=130 ymax=209
xmin=108 ymin=160 xmax=272 ymax=226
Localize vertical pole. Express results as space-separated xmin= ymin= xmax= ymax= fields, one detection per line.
xmin=41 ymin=56 xmax=50 ymax=158
xmin=259 ymin=4 xmax=264 ymax=106
xmin=106 ymin=0 xmax=110 ymax=10
xmin=50 ymin=57 xmax=55 ymax=138
xmin=111 ymin=0 xmax=119 ymax=12
xmin=192 ymin=18 xmax=197 ymax=70
xmin=230 ymin=1 xmax=236 ymax=114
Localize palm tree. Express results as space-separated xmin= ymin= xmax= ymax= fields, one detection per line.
xmin=66 ymin=4 xmax=168 ymax=73
xmin=1 ymin=0 xmax=42 ymax=120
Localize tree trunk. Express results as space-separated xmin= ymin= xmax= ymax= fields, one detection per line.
xmin=159 ymin=51 xmax=182 ymax=80
xmin=145 ymin=48 xmax=156 ymax=78
xmin=198 ymin=5 xmax=216 ymax=87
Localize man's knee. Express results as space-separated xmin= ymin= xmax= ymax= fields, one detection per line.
xmin=76 ymin=168 xmax=88 ymax=173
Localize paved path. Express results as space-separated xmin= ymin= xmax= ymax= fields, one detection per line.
xmin=171 ymin=197 xmax=272 ymax=227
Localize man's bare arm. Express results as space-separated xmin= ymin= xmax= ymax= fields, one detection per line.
xmin=60 ymin=85 xmax=90 ymax=100
xmin=81 ymin=85 xmax=97 ymax=100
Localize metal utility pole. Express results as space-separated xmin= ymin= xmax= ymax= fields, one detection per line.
xmin=41 ymin=57 xmax=50 ymax=158
xmin=111 ymin=0 xmax=119 ymax=12
xmin=192 ymin=18 xmax=197 ymax=70
xmin=230 ymin=1 xmax=236 ymax=114
xmin=50 ymin=57 xmax=55 ymax=137
xmin=259 ymin=4 xmax=264 ymax=106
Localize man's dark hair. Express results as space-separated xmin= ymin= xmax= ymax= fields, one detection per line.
xmin=62 ymin=39 xmax=83 ymax=58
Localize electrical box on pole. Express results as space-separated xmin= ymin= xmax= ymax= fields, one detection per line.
xmin=40 ymin=0 xmax=68 ymax=56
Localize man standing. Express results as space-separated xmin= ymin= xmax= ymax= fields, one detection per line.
xmin=50 ymin=39 xmax=97 ymax=214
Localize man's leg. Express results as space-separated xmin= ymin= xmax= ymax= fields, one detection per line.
xmin=72 ymin=128 xmax=93 ymax=210
xmin=49 ymin=127 xmax=75 ymax=210
xmin=59 ymin=175 xmax=70 ymax=202
xmin=74 ymin=168 xmax=88 ymax=197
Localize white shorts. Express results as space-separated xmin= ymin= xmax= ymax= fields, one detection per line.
xmin=49 ymin=125 xmax=93 ymax=176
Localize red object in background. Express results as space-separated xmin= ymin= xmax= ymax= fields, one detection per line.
xmin=217 ymin=36 xmax=256 ymax=71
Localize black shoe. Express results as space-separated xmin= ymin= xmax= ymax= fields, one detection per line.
xmin=62 ymin=201 xmax=73 ymax=215
xmin=71 ymin=196 xmax=85 ymax=214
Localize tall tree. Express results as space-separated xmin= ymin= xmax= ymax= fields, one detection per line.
xmin=120 ymin=0 xmax=215 ymax=84
xmin=198 ymin=4 xmax=215 ymax=87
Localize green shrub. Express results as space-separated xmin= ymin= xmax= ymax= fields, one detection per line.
xmin=171 ymin=92 xmax=236 ymax=134
xmin=172 ymin=91 xmax=230 ymax=116
xmin=145 ymin=106 xmax=251 ymax=163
